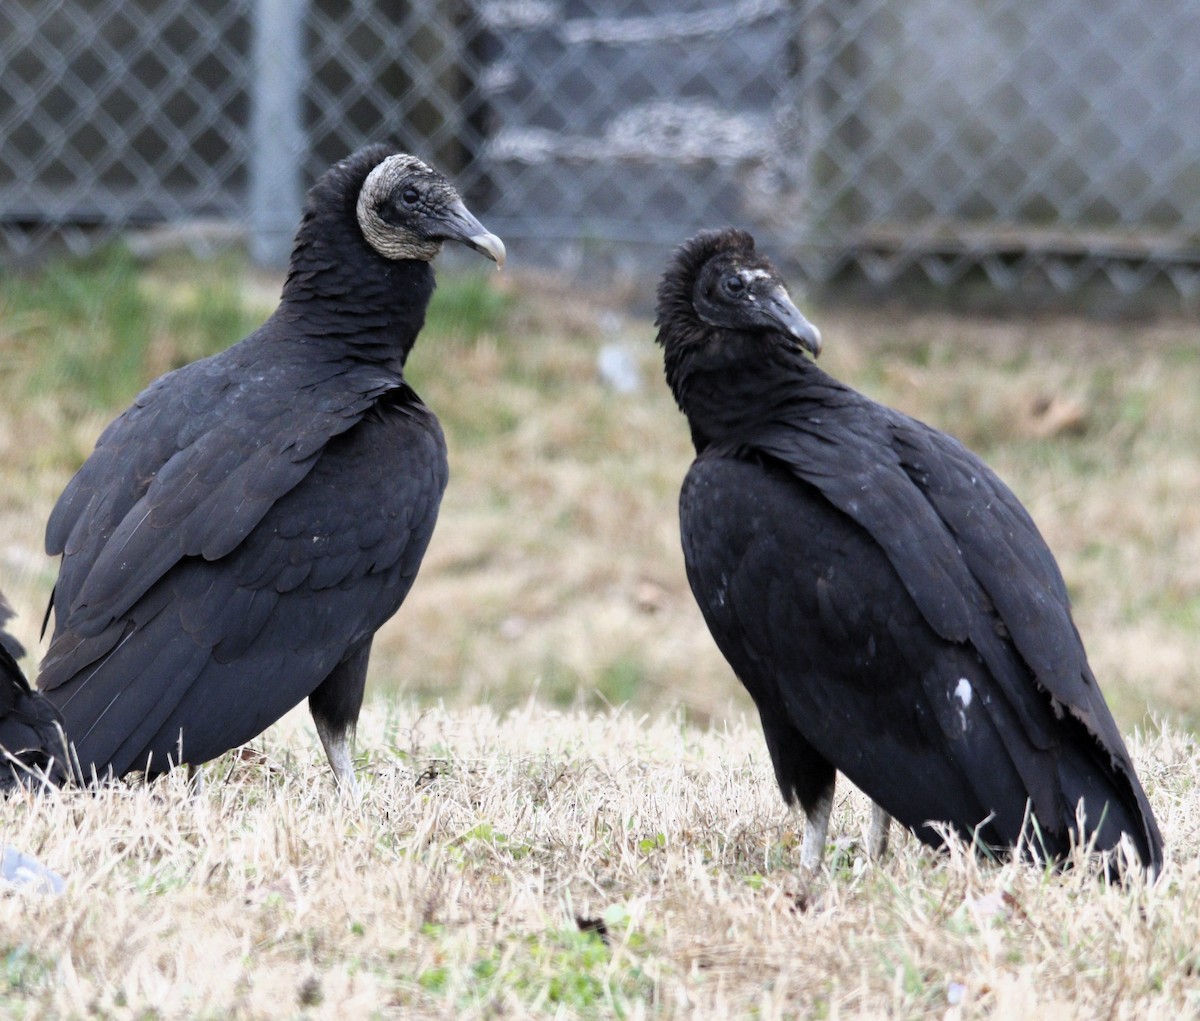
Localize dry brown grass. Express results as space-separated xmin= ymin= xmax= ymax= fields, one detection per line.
xmin=0 ymin=702 xmax=1194 ymax=1019
xmin=1 ymin=253 xmax=1198 ymax=1017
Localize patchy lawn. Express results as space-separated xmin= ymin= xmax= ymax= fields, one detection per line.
xmin=0 ymin=248 xmax=1196 ymax=1017
xmin=0 ymin=703 xmax=1193 ymax=1020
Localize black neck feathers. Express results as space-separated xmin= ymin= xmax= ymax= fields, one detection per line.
xmin=277 ymin=146 xmax=435 ymax=369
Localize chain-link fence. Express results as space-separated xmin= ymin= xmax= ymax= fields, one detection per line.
xmin=3 ymin=0 xmax=1199 ymax=303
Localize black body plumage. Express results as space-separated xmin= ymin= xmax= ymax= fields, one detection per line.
xmin=0 ymin=146 xmax=503 ymax=788
xmin=656 ymin=228 xmax=1163 ymax=873
xmin=0 ymin=594 xmax=65 ymax=785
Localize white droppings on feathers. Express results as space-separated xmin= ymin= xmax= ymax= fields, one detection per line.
xmin=953 ymin=678 xmax=974 ymax=732
xmin=715 ymin=572 xmax=729 ymax=608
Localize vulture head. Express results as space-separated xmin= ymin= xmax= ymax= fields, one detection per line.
xmin=656 ymin=228 xmax=821 ymax=361
xmin=355 ymin=152 xmax=505 ymax=267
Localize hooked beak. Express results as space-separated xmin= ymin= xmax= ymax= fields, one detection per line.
xmin=434 ymin=198 xmax=506 ymax=268
xmin=762 ymin=286 xmax=822 ymax=358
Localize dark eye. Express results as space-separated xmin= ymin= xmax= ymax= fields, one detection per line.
xmin=400 ymin=186 xmax=420 ymax=207
xmin=723 ymin=274 xmax=745 ymax=296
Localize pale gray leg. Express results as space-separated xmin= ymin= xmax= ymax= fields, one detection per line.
xmin=758 ymin=713 xmax=837 ymax=873
xmin=868 ymin=802 xmax=891 ymax=860
xmin=187 ymin=762 xmax=206 ymax=794
xmin=308 ymin=641 xmax=370 ymax=796
xmin=314 ymin=715 xmax=359 ymax=798
xmin=800 ymin=786 xmax=834 ymax=871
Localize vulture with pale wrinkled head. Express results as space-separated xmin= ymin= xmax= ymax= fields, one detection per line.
xmin=0 ymin=146 xmax=504 ymax=791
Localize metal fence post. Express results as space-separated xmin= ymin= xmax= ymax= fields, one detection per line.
xmin=248 ymin=0 xmax=307 ymax=268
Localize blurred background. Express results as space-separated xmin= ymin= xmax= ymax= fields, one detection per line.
xmin=5 ymin=0 xmax=1200 ymax=305
xmin=1 ymin=0 xmax=1197 ymax=735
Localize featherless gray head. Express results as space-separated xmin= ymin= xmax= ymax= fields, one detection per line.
xmin=355 ymin=153 xmax=505 ymax=266
xmin=656 ymin=228 xmax=821 ymax=359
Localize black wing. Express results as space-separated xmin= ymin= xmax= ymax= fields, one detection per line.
xmin=686 ymin=390 xmax=1161 ymax=867
xmin=46 ymin=337 xmax=397 ymax=640
xmin=41 ymin=352 xmax=445 ymax=777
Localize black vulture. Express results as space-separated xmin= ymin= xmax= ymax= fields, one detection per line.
xmin=1 ymin=146 xmax=504 ymax=791
xmin=0 ymin=593 xmax=66 ymax=784
xmin=655 ymin=228 xmax=1163 ymax=874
